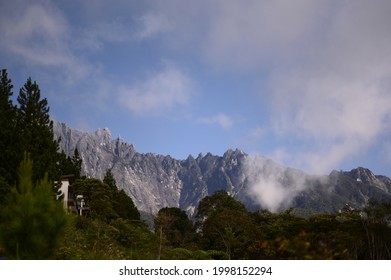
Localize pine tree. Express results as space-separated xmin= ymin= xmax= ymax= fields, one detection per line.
xmin=71 ymin=148 xmax=82 ymax=179
xmin=103 ymin=169 xmax=140 ymax=220
xmin=0 ymin=154 xmax=67 ymax=259
xmin=103 ymin=169 xmax=117 ymax=191
xmin=0 ymin=69 xmax=19 ymax=203
xmin=17 ymin=78 xmax=59 ymax=183
xmin=56 ymin=149 xmax=83 ymax=180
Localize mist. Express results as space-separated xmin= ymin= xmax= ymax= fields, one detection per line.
xmin=244 ymin=155 xmax=309 ymax=212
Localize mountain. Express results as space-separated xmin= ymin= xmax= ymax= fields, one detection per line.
xmin=53 ymin=121 xmax=391 ymax=217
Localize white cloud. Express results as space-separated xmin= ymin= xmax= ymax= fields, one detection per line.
xmin=198 ymin=113 xmax=235 ymax=129
xmin=136 ymin=13 xmax=173 ymax=40
xmin=244 ymin=155 xmax=307 ymax=211
xmin=0 ymin=1 xmax=92 ymax=82
xmin=203 ymin=0 xmax=326 ymax=71
xmin=118 ymin=64 xmax=192 ymax=116
xmin=267 ymin=1 xmax=391 ymax=173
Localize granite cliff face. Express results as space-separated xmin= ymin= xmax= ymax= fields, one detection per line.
xmin=53 ymin=121 xmax=391 ymax=217
xmin=53 ymin=121 xmax=250 ymax=216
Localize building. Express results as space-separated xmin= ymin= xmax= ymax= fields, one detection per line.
xmin=56 ymin=175 xmax=89 ymax=216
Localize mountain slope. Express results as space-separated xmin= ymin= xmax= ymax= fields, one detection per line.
xmin=53 ymin=121 xmax=391 ymax=216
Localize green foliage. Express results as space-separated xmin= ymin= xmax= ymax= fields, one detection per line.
xmin=56 ymin=216 xmax=128 ymax=260
xmin=17 ymin=78 xmax=60 ymax=183
xmin=113 ymin=190 xmax=141 ymax=221
xmin=0 ymin=70 xmax=68 ymax=196
xmin=195 ymin=190 xmax=247 ymax=232
xmin=103 ymin=169 xmax=117 ymax=191
xmin=71 ymin=178 xmax=117 ymax=221
xmin=71 ymin=177 xmax=140 ymax=222
xmin=0 ymin=155 xmax=68 ymax=259
xmin=202 ymin=208 xmax=261 ymax=259
xmin=154 ymin=207 xmax=196 ymax=248
xmin=168 ymin=248 xmax=229 ymax=260
xmin=0 ymin=176 xmax=10 ymax=205
xmin=57 ymin=149 xmax=83 ymax=180
xmin=71 ymin=149 xmax=82 ymax=179
xmin=109 ymin=218 xmax=157 ymax=259
xmin=0 ymin=69 xmax=19 ymax=189
xmin=52 ymin=187 xmax=391 ymax=260
xmin=102 ymin=169 xmax=140 ymax=220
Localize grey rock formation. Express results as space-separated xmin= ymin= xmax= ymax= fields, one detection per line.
xmin=53 ymin=121 xmax=391 ymax=217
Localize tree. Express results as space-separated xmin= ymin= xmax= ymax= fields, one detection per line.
xmin=194 ymin=190 xmax=247 ymax=233
xmin=71 ymin=178 xmax=117 ymax=221
xmin=201 ymin=208 xmax=261 ymax=260
xmin=72 ymin=177 xmax=140 ymax=222
xmin=154 ymin=207 xmax=195 ymax=248
xmin=56 ymin=149 xmax=83 ymax=180
xmin=361 ymin=201 xmax=391 ymax=259
xmin=71 ymin=148 xmax=82 ymax=179
xmin=113 ymin=190 xmax=140 ymax=221
xmin=103 ymin=169 xmax=117 ymax=191
xmin=103 ymin=169 xmax=140 ymax=221
xmin=194 ymin=191 xmax=261 ymax=259
xmin=17 ymin=77 xmax=59 ymax=183
xmin=0 ymin=155 xmax=67 ymax=259
xmin=0 ymin=69 xmax=19 ymax=200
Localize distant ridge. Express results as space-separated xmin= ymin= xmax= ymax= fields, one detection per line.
xmin=53 ymin=120 xmax=391 ymax=217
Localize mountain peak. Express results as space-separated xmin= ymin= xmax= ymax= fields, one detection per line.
xmin=95 ymin=127 xmax=111 ymax=139
xmin=347 ymin=167 xmax=376 ymax=183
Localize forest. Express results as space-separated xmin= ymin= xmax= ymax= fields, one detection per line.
xmin=1 ymin=69 xmax=391 ymax=260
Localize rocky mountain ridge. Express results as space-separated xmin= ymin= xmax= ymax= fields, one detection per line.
xmin=53 ymin=121 xmax=391 ymax=217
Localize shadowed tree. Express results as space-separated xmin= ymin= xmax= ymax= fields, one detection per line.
xmin=17 ymin=77 xmax=59 ymax=183
xmin=0 ymin=69 xmax=19 ymax=201
xmin=104 ymin=169 xmax=140 ymax=221
xmin=194 ymin=190 xmax=247 ymax=233
xmin=0 ymin=155 xmax=68 ymax=259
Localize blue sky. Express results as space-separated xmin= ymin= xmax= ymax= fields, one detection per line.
xmin=1 ymin=0 xmax=391 ymax=177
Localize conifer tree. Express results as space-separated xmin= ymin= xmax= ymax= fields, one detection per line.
xmin=103 ymin=169 xmax=117 ymax=191
xmin=0 ymin=69 xmax=19 ymax=202
xmin=17 ymin=78 xmax=59 ymax=183
xmin=71 ymin=148 xmax=82 ymax=179
xmin=0 ymin=155 xmax=67 ymax=259
xmin=56 ymin=148 xmax=83 ymax=180
xmin=103 ymin=169 xmax=140 ymax=220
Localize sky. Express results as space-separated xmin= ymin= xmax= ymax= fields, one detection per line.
xmin=1 ymin=0 xmax=391 ymax=177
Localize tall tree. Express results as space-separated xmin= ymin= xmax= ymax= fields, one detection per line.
xmin=103 ymin=169 xmax=117 ymax=192
xmin=71 ymin=148 xmax=82 ymax=179
xmin=56 ymin=149 xmax=83 ymax=180
xmin=0 ymin=69 xmax=19 ymax=195
xmin=0 ymin=154 xmax=67 ymax=259
xmin=17 ymin=78 xmax=59 ymax=182
xmin=103 ymin=169 xmax=140 ymax=221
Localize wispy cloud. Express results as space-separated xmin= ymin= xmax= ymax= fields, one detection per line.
xmin=267 ymin=1 xmax=391 ymax=173
xmin=118 ymin=64 xmax=192 ymax=116
xmin=244 ymin=154 xmax=308 ymax=212
xmin=136 ymin=12 xmax=173 ymax=40
xmin=0 ymin=1 xmax=92 ymax=82
xmin=198 ymin=113 xmax=235 ymax=129
xmin=75 ymin=20 xmax=133 ymax=51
